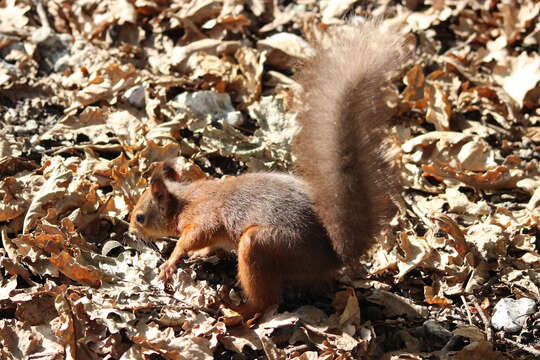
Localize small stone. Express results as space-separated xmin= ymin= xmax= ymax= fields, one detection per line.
xmin=491 ymin=297 xmax=536 ymax=333
xmin=14 ymin=119 xmax=38 ymax=134
xmin=32 ymin=28 xmax=72 ymax=73
xmin=225 ymin=111 xmax=244 ymax=127
xmin=423 ymin=320 xmax=452 ymax=342
xmin=124 ymin=85 xmax=146 ymax=108
xmin=26 ymin=120 xmax=38 ymax=132
xmin=30 ymin=134 xmax=40 ymax=145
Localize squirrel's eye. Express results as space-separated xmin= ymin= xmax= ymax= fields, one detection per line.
xmin=136 ymin=214 xmax=145 ymax=224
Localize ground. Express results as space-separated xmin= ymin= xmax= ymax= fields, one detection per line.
xmin=0 ymin=0 xmax=539 ymax=359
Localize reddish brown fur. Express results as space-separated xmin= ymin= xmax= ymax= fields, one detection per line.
xmin=292 ymin=23 xmax=404 ymax=262
xmin=129 ymin=23 xmax=404 ymax=317
xmin=130 ymin=164 xmax=341 ymax=317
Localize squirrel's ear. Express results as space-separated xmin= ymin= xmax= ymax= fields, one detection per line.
xmin=150 ymin=167 xmax=171 ymax=202
xmin=150 ymin=176 xmax=168 ymax=200
xmin=161 ymin=160 xmax=183 ymax=183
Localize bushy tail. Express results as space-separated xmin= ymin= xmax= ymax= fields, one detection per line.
xmin=292 ymin=21 xmax=404 ymax=263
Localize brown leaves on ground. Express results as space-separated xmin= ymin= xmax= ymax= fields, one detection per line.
xmin=0 ymin=0 xmax=539 ymax=359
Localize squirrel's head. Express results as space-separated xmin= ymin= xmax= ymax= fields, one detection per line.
xmin=129 ymin=158 xmax=206 ymax=241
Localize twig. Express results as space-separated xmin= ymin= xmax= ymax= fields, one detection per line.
xmin=49 ymin=144 xmax=124 ymax=155
xmin=286 ymin=344 xmax=311 ymax=355
xmin=461 ymin=295 xmax=473 ymax=325
xmin=502 ymin=337 xmax=540 ymax=357
xmin=35 ymin=0 xmax=51 ymax=29
xmin=472 ymin=299 xmax=493 ymax=342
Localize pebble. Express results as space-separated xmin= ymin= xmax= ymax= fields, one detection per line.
xmin=491 ymin=297 xmax=536 ymax=333
xmin=124 ymin=85 xmax=145 ymax=108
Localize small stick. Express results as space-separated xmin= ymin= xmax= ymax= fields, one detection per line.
xmin=35 ymin=0 xmax=51 ymax=29
xmin=286 ymin=344 xmax=311 ymax=355
xmin=502 ymin=337 xmax=540 ymax=357
xmin=472 ymin=299 xmax=493 ymax=342
xmin=461 ymin=295 xmax=473 ymax=325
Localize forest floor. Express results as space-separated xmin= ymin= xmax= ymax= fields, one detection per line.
xmin=1 ymin=0 xmax=540 ymax=359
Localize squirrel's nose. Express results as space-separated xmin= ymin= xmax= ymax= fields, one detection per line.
xmin=136 ymin=214 xmax=145 ymax=224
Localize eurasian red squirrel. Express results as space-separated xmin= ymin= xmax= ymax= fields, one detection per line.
xmin=129 ymin=22 xmax=404 ymax=318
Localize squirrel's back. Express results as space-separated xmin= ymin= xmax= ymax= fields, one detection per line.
xmin=292 ymin=21 xmax=404 ymax=262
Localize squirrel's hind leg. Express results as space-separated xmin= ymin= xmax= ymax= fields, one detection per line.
xmin=236 ymin=225 xmax=283 ymax=318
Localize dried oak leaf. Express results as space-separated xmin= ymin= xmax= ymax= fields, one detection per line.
xmin=402 ymin=132 xmax=497 ymax=172
xmin=248 ymin=95 xmax=298 ymax=170
xmin=219 ymin=325 xmax=262 ymax=353
xmin=421 ymin=162 xmax=523 ymax=191
xmin=0 ymin=133 xmax=23 ymax=158
xmin=466 ymin=223 xmax=507 ymax=261
xmin=49 ymin=250 xmax=105 ymax=287
xmin=406 ymin=4 xmax=454 ymax=31
xmin=333 ymin=288 xmax=361 ymax=327
xmin=128 ymin=322 xmax=213 ymax=360
xmin=136 ymin=141 xmax=186 ymax=175
xmin=207 ymin=2 xmax=251 ymax=34
xmin=441 ymin=187 xmax=490 ymax=216
xmin=0 ymin=319 xmax=64 ymax=359
xmin=0 ymin=274 xmax=17 ymax=301
xmin=81 ymin=296 xmax=137 ymax=334
xmin=177 ymin=0 xmax=222 ymax=25
xmin=424 ymin=82 xmax=451 ymax=131
xmin=401 ymin=132 xmax=526 ymax=191
xmin=67 ymin=63 xmax=138 ymax=112
xmin=106 ymin=110 xmax=146 ymax=150
xmin=257 ymin=33 xmax=314 ymax=70
xmin=499 ymin=0 xmax=540 ymax=44
xmin=424 ymin=284 xmax=451 ymax=307
xmin=15 ymin=291 xmax=57 ymax=326
xmin=230 ymin=47 xmax=266 ymax=106
xmin=23 ymin=157 xmax=72 ymax=233
xmin=395 ymin=232 xmax=433 ymax=279
xmin=403 ymin=64 xmax=426 ymax=109
xmin=452 ymin=340 xmax=508 ymax=360
xmin=55 ymin=0 xmax=137 ymax=39
xmin=367 ymin=289 xmax=429 ymax=319
xmin=171 ymin=268 xmax=219 ymax=309
xmin=0 ymin=176 xmax=28 ymax=222
xmin=500 ymin=268 xmax=540 ymax=300
xmin=23 ymin=156 xmax=103 ymax=235
xmin=0 ymin=0 xmax=30 ymax=32
xmin=54 ymin=291 xmax=77 ymax=360
xmin=457 ymin=86 xmax=519 ymax=129
xmin=492 ymin=51 xmax=540 ymax=109
xmin=528 ymin=186 xmax=540 ymax=226
xmin=322 ymin=0 xmax=357 ymax=24
xmin=170 ymin=39 xmax=241 ymax=71
xmin=41 ymin=106 xmax=110 ymax=144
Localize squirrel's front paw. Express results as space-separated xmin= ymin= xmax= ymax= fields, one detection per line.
xmin=158 ymin=260 xmax=177 ymax=282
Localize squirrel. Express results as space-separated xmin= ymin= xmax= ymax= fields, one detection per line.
xmin=129 ymin=22 xmax=404 ymax=318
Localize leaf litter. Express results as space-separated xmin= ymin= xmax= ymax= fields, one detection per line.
xmin=1 ymin=0 xmax=540 ymax=359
